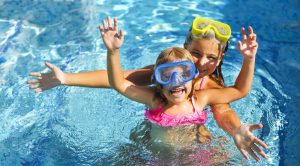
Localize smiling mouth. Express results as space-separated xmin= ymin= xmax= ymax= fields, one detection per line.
xmin=169 ymin=86 xmax=186 ymax=96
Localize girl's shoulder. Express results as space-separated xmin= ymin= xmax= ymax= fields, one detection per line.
xmin=147 ymin=86 xmax=165 ymax=109
xmin=195 ymin=76 xmax=224 ymax=91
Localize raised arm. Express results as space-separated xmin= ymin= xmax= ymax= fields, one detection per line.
xmin=100 ymin=16 xmax=154 ymax=106
xmin=199 ymin=26 xmax=258 ymax=105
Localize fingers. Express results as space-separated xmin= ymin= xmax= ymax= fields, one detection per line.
xmin=239 ymin=148 xmax=249 ymax=160
xmin=99 ymin=16 xmax=119 ymax=35
xmin=26 ymin=79 xmax=39 ymax=84
xmin=99 ymin=25 xmax=104 ymax=36
xmin=29 ymin=83 xmax=41 ymax=89
xmin=102 ymin=19 xmax=107 ymax=29
xmin=29 ymin=82 xmax=48 ymax=93
xmin=45 ymin=61 xmax=55 ymax=70
xmin=119 ymin=29 xmax=124 ymax=41
xmin=248 ymin=26 xmax=254 ymax=34
xmin=247 ymin=148 xmax=260 ymax=162
xmin=34 ymin=88 xmax=43 ymax=93
xmin=28 ymin=72 xmax=42 ymax=77
xmin=241 ymin=27 xmax=247 ymax=42
xmin=113 ymin=17 xmax=118 ymax=31
xmin=249 ymin=124 xmax=263 ymax=131
xmin=252 ymin=143 xmax=267 ymax=158
xmin=248 ymin=26 xmax=257 ymax=41
xmin=238 ymin=41 xmax=242 ymax=50
xmin=107 ymin=16 xmax=112 ymax=29
xmin=254 ymin=137 xmax=268 ymax=149
xmin=241 ymin=26 xmax=257 ymax=42
xmin=34 ymin=87 xmax=47 ymax=93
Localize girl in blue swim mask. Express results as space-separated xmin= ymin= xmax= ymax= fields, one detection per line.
xmin=27 ymin=16 xmax=267 ymax=161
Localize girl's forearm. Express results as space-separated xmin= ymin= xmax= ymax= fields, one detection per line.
xmin=234 ymin=57 xmax=255 ymax=96
xmin=64 ymin=70 xmax=110 ymax=88
xmin=212 ymin=106 xmax=241 ymax=136
xmin=107 ymin=49 xmax=125 ymax=92
xmin=62 ymin=68 xmax=153 ymax=88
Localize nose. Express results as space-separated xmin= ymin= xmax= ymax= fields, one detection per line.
xmin=168 ymin=72 xmax=184 ymax=89
xmin=195 ymin=57 xmax=208 ymax=69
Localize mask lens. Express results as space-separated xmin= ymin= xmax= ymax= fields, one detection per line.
xmin=197 ymin=21 xmax=229 ymax=36
xmin=211 ymin=23 xmax=228 ymax=35
xmin=192 ymin=17 xmax=231 ymax=42
xmin=154 ymin=61 xmax=197 ymax=86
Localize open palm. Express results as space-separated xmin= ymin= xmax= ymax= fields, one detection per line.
xmin=99 ymin=16 xmax=124 ymax=51
xmin=27 ymin=62 xmax=65 ymax=93
xmin=232 ymin=124 xmax=268 ymax=161
xmin=238 ymin=26 xmax=258 ymax=59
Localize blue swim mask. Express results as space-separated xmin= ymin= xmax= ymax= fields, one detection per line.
xmin=153 ymin=61 xmax=198 ymax=89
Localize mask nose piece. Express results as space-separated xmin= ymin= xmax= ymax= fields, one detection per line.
xmin=168 ymin=72 xmax=185 ymax=90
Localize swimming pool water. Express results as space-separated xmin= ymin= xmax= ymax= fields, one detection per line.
xmin=0 ymin=0 xmax=299 ymax=165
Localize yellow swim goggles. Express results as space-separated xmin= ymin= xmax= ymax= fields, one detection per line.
xmin=192 ymin=17 xmax=231 ymax=42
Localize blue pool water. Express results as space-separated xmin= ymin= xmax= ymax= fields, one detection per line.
xmin=0 ymin=0 xmax=299 ymax=165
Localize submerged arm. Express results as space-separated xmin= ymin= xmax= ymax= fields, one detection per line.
xmin=211 ymin=104 xmax=241 ymax=135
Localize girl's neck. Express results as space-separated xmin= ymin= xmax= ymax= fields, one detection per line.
xmin=165 ymin=98 xmax=192 ymax=109
xmin=163 ymin=97 xmax=194 ymax=115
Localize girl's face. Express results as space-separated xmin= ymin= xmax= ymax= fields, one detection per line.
xmin=159 ymin=60 xmax=193 ymax=104
xmin=186 ymin=39 xmax=223 ymax=78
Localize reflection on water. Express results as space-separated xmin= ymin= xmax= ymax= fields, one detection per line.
xmin=0 ymin=0 xmax=296 ymax=165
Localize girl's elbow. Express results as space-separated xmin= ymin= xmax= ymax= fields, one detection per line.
xmin=233 ymin=86 xmax=250 ymax=98
xmin=239 ymin=90 xmax=249 ymax=98
xmin=109 ymin=80 xmax=119 ymax=90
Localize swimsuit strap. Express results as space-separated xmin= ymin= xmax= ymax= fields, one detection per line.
xmin=199 ymin=77 xmax=206 ymax=90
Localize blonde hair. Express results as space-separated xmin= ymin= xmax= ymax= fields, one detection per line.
xmin=154 ymin=47 xmax=194 ymax=67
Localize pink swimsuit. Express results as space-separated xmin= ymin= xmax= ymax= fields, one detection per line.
xmin=144 ymin=78 xmax=208 ymax=127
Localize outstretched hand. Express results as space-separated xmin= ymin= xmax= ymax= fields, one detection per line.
xmin=232 ymin=124 xmax=268 ymax=162
xmin=27 ymin=62 xmax=65 ymax=93
xmin=238 ymin=26 xmax=258 ymax=60
xmin=99 ymin=16 xmax=124 ymax=51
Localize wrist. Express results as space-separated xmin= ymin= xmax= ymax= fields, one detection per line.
xmin=230 ymin=124 xmax=243 ymax=136
xmin=61 ymin=73 xmax=68 ymax=85
xmin=242 ymin=54 xmax=256 ymax=62
xmin=107 ymin=49 xmax=120 ymax=55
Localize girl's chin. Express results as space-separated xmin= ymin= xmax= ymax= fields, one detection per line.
xmin=168 ymin=93 xmax=188 ymax=103
xmin=197 ymin=71 xmax=208 ymax=77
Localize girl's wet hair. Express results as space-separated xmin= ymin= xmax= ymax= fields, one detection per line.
xmin=184 ymin=26 xmax=228 ymax=86
xmin=155 ymin=47 xmax=194 ymax=67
